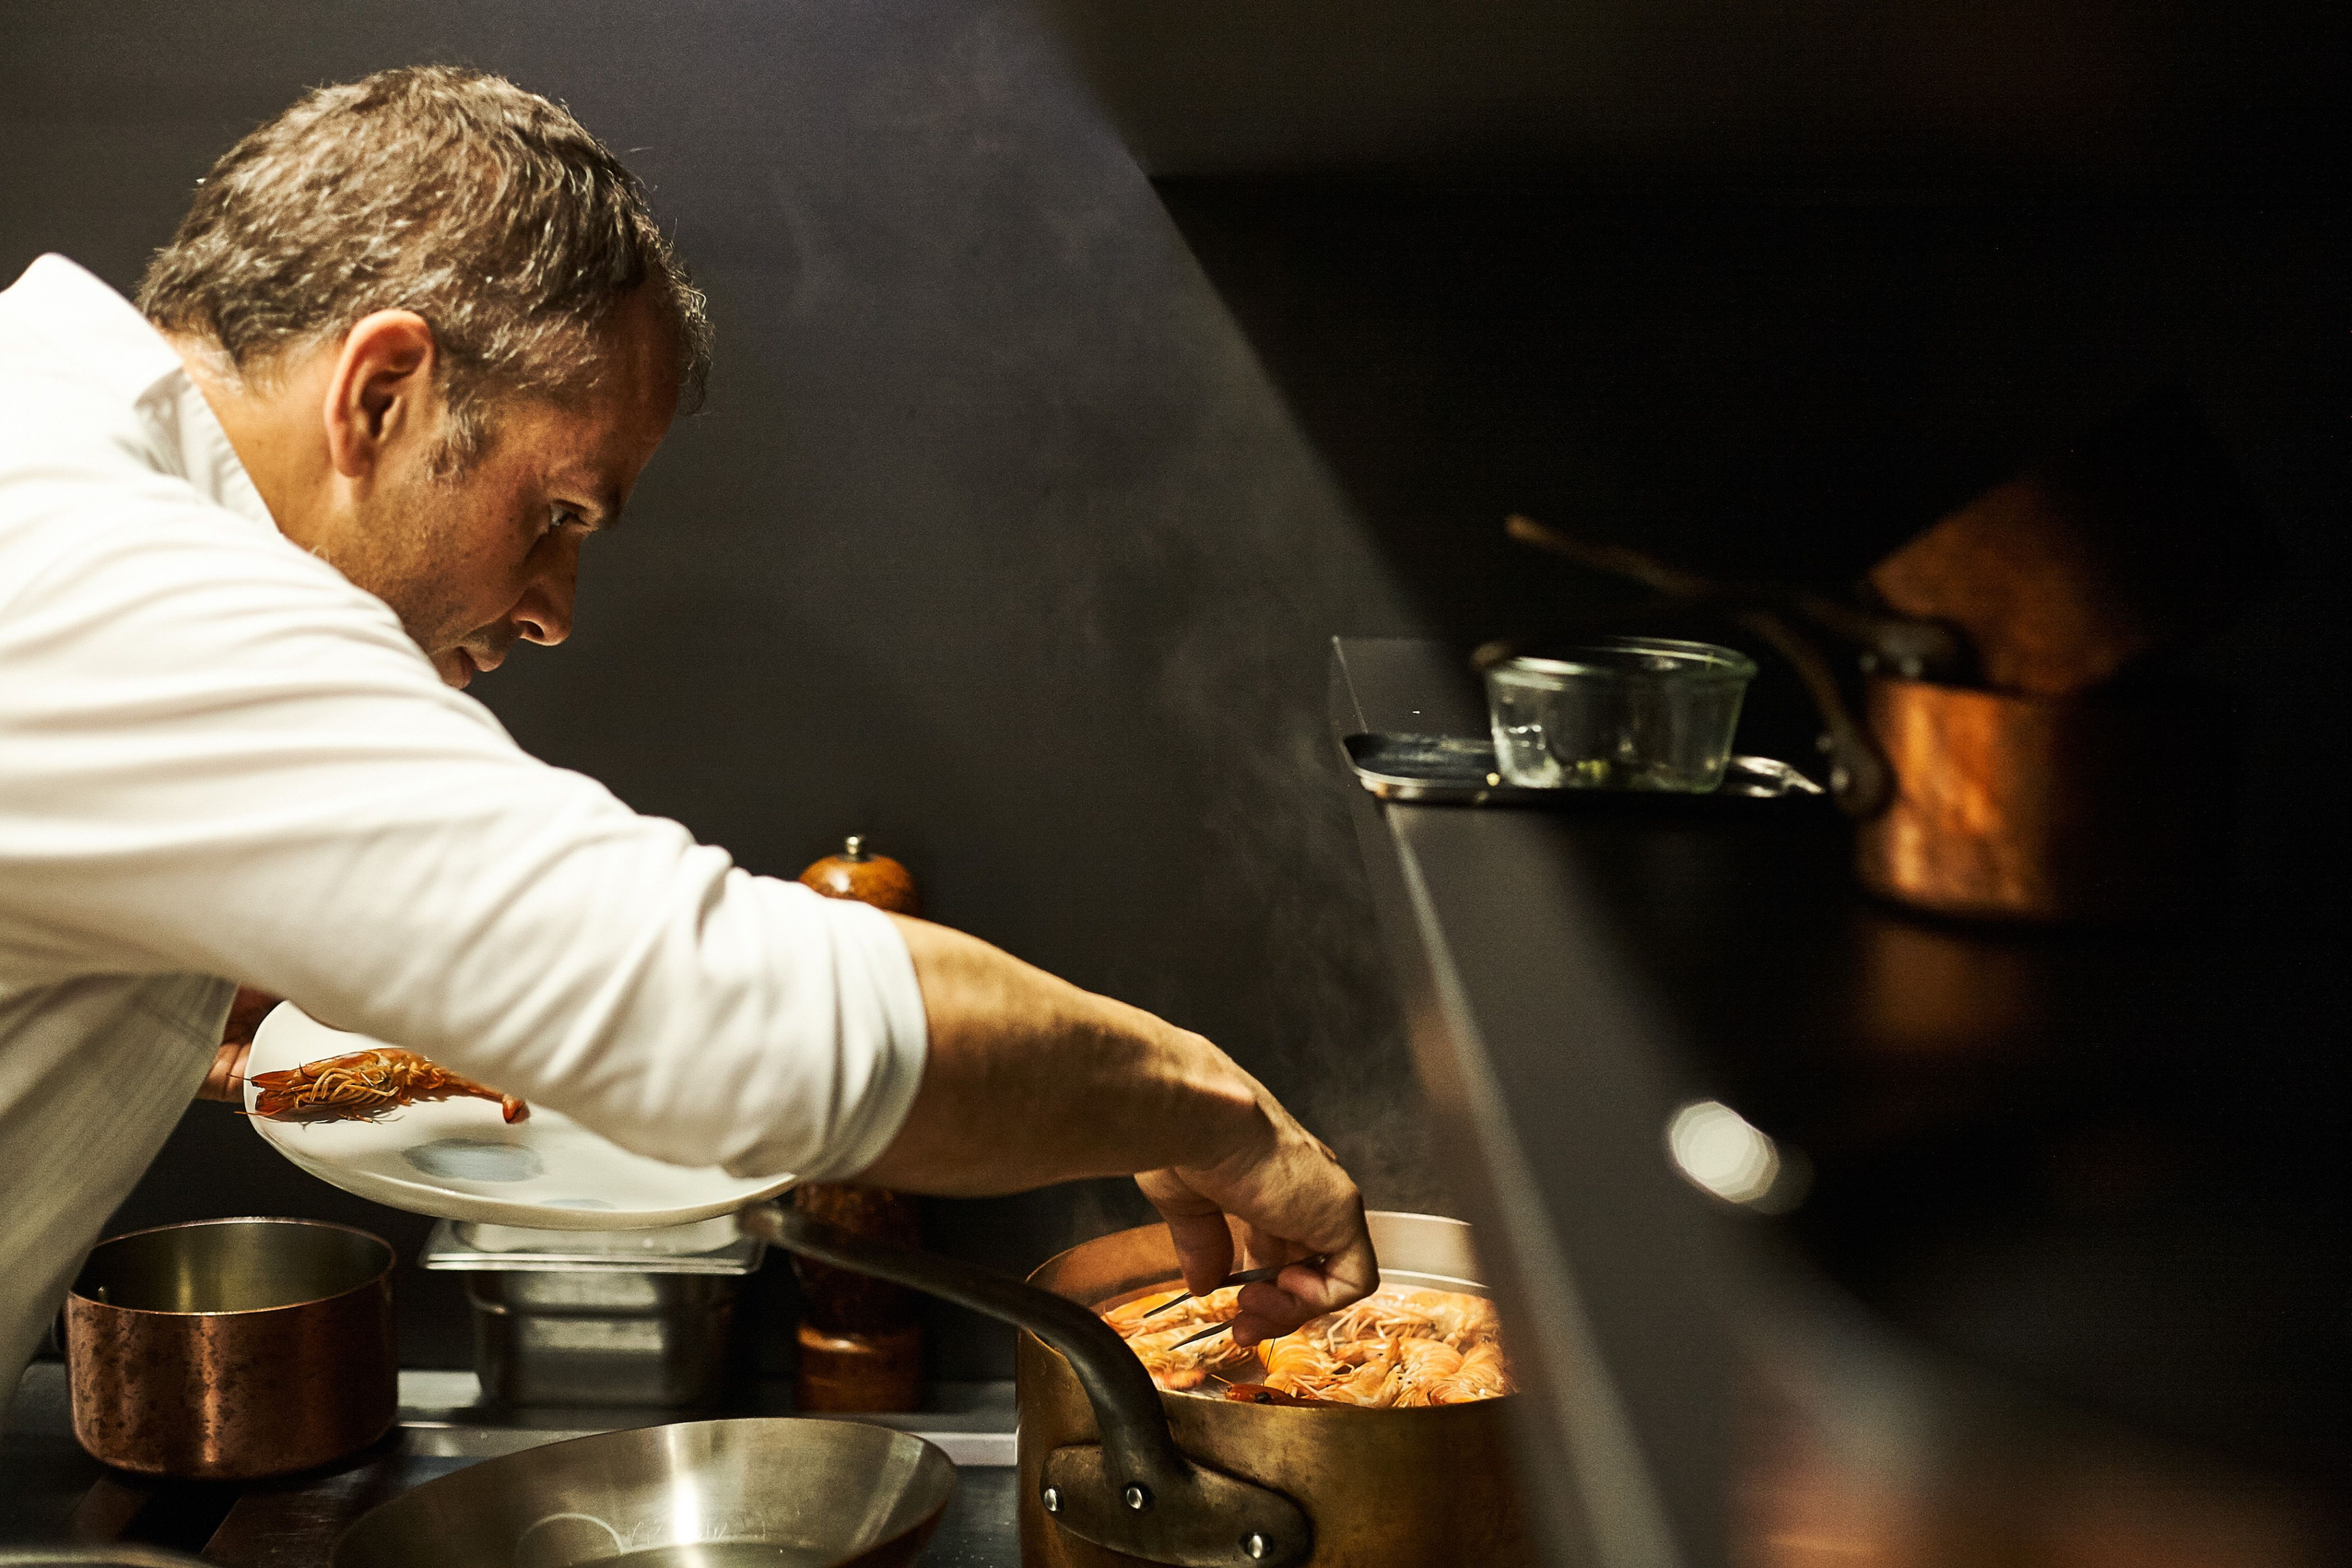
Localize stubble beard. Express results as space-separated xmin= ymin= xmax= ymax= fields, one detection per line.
xmin=333 ymin=462 xmax=487 ymax=664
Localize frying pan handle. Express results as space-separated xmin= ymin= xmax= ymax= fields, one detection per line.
xmin=739 ymin=1202 xmax=1311 ymax=1568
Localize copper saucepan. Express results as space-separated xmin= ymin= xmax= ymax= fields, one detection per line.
xmin=64 ymin=1216 xmax=396 ymax=1479
xmin=739 ymin=1205 xmax=1534 ymax=1568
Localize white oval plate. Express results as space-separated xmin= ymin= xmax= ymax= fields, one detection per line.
xmin=243 ymin=1005 xmax=795 ymax=1229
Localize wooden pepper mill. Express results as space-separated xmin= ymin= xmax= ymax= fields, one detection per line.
xmin=791 ymin=835 xmax=926 ymax=1412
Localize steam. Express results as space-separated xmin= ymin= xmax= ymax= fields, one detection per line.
xmin=1037 ymin=335 xmax=1461 ymax=1218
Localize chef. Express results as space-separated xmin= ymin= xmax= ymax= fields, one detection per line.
xmin=0 ymin=65 xmax=1373 ymax=1403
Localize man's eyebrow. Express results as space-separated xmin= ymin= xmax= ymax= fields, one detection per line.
xmin=574 ymin=483 xmax=627 ymax=533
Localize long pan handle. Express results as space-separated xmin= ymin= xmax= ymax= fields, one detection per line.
xmin=738 ymin=1202 xmax=1311 ymax=1567
xmin=741 ymin=1201 xmax=1177 ymax=1466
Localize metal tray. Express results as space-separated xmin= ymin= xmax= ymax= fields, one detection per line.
xmin=1343 ymin=732 xmax=1824 ymax=805
xmin=420 ymin=1216 xmax=762 ymax=1275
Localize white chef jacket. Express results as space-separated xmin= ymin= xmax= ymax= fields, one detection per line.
xmin=0 ymin=255 xmax=930 ymax=1400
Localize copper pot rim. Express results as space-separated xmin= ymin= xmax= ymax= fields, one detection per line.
xmin=69 ymin=1215 xmax=395 ymax=1319
xmin=1023 ymin=1211 xmax=1519 ymax=1418
xmin=1864 ymin=672 xmax=2171 ymax=713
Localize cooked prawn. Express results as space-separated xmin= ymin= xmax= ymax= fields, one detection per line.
xmin=245 ymin=1048 xmax=528 ymax=1124
xmin=1404 ymin=1288 xmax=1499 ymax=1348
xmin=1423 ymin=1341 xmax=1514 ymax=1405
xmin=1104 ymin=1290 xmax=1189 ymax=1330
xmin=1319 ymin=1339 xmax=1401 ymax=1406
xmin=1258 ymin=1332 xmax=1342 ymax=1396
xmin=1105 ymin=1280 xmax=1511 ymax=1407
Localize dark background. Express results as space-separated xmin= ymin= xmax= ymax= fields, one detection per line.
xmin=3 ymin=0 xmax=2340 ymax=1380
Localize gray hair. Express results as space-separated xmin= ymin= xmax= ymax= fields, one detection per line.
xmin=139 ymin=65 xmax=712 ymax=472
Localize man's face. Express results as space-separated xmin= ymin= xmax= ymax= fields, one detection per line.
xmin=346 ymin=292 xmax=680 ymax=689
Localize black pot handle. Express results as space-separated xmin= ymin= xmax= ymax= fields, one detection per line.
xmin=738 ymin=1202 xmax=1311 ymax=1568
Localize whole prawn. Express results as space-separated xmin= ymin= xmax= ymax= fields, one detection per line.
xmin=1422 ymin=1340 xmax=1513 ymax=1405
xmin=245 ymin=1048 xmax=529 ymax=1125
xmin=1258 ymin=1332 xmax=1343 ymax=1397
xmin=1402 ymin=1288 xmax=1499 ymax=1348
xmin=1389 ymin=1337 xmax=1465 ymax=1407
xmin=1103 ymin=1290 xmax=1190 ymax=1332
xmin=1319 ymin=1339 xmax=1402 ymax=1406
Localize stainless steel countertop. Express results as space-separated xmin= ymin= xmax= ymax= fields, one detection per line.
xmin=2 ymin=1363 xmax=1020 ymax=1566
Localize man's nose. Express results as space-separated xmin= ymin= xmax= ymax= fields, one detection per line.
xmin=511 ymin=543 xmax=577 ymax=647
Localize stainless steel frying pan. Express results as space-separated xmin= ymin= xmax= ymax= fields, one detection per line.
xmin=333 ymin=1418 xmax=956 ymax=1568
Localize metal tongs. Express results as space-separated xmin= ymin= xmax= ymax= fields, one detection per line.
xmin=1139 ymin=1261 xmax=1296 ymax=1319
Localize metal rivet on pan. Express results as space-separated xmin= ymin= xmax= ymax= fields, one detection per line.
xmin=1124 ymin=1483 xmax=1151 ymax=1510
xmin=1242 ymin=1533 xmax=1269 ymax=1560
xmin=1041 ymin=1485 xmax=1061 ymax=1513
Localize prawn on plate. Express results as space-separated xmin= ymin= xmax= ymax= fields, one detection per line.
xmin=245 ymin=1047 xmax=529 ymax=1125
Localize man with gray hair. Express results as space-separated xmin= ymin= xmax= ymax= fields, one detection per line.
xmin=0 ymin=66 xmax=1372 ymax=1400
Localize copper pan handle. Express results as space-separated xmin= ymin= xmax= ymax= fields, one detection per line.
xmin=1725 ymin=606 xmax=1893 ymax=818
xmin=738 ymin=1202 xmax=1311 ymax=1567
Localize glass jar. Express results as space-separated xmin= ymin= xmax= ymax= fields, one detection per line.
xmin=1485 ymin=638 xmax=1758 ymax=792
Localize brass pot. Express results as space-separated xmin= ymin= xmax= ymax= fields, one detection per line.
xmin=65 ymin=1216 xmax=396 ymax=1479
xmin=1015 ymin=1212 xmax=1535 ymax=1568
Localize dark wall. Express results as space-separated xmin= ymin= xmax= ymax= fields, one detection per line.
xmin=1044 ymin=0 xmax=2350 ymax=188
xmin=7 ymin=1 xmax=2340 ymax=1382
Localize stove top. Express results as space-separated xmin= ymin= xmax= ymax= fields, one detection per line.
xmin=2 ymin=1366 xmax=1020 ymax=1568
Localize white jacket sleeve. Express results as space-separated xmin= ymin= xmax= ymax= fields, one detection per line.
xmin=0 ymin=487 xmax=927 ymax=1181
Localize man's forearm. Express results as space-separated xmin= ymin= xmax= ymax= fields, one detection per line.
xmin=853 ymin=915 xmax=1271 ymax=1194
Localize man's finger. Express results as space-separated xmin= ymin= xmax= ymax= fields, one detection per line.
xmin=1281 ymin=1213 xmax=1378 ymax=1317
xmin=1237 ymin=1219 xmax=1292 ymax=1275
xmin=1135 ymin=1172 xmax=1238 ymax=1297
xmin=197 ymin=1039 xmax=250 ymax=1102
xmin=1228 ymin=1279 xmax=1308 ymax=1345
xmin=1163 ymin=1211 xmax=1238 ymax=1298
xmin=222 ymin=985 xmax=280 ymax=1045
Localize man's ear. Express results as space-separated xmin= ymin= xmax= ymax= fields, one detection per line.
xmin=322 ymin=310 xmax=441 ymax=482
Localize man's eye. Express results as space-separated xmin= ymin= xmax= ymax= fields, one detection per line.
xmin=546 ymin=505 xmax=581 ymax=536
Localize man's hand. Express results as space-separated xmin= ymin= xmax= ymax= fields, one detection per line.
xmin=1136 ymin=1098 xmax=1374 ymax=1347
xmin=198 ymin=985 xmax=280 ymax=1101
xmin=855 ymin=915 xmax=1379 ymax=1335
